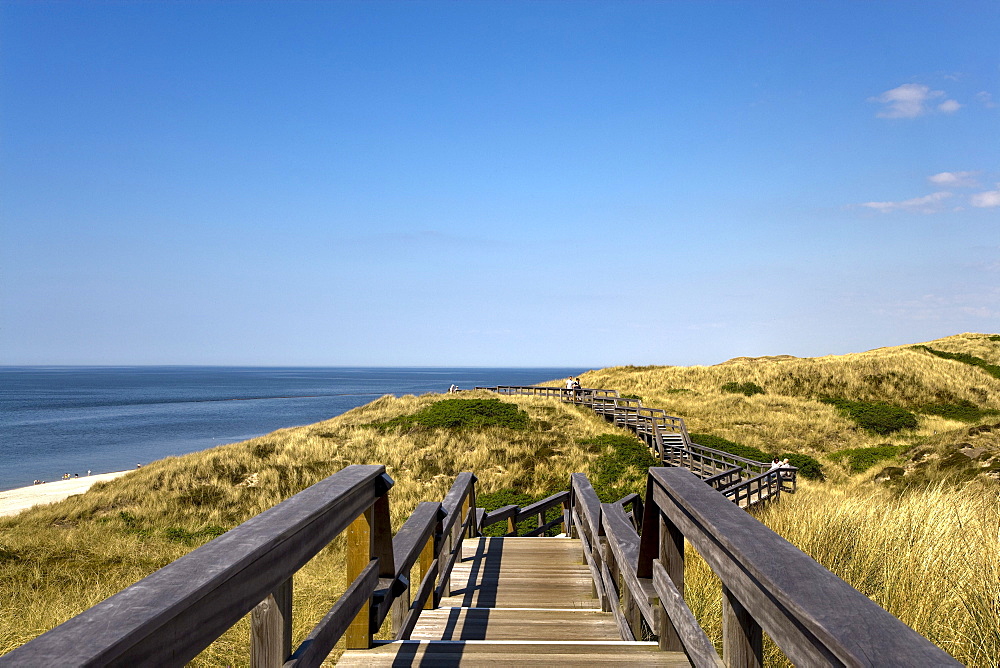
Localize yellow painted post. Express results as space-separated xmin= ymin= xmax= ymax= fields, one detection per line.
xmin=420 ymin=535 xmax=435 ymax=610
xmin=345 ymin=507 xmax=373 ymax=649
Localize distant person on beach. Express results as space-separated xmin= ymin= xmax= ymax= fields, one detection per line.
xmin=449 ymin=384 xmax=459 ymax=393
xmin=566 ymin=377 xmax=575 ymax=390
xmin=136 ymin=463 xmax=142 ymax=469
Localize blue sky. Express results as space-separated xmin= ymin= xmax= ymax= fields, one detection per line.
xmin=2 ymin=1 xmax=998 ymax=367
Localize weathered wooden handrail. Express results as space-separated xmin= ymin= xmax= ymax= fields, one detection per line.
xmin=632 ymin=467 xmax=960 ymax=667
xmin=0 ymin=464 xmax=394 ymax=667
xmin=478 ymin=490 xmax=570 ymax=536
xmin=0 ymin=466 xmax=486 ymax=668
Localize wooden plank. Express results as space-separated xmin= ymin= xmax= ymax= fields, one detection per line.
xmin=723 ymin=584 xmax=762 ymax=668
xmin=339 ymin=641 xmax=690 ymax=666
xmin=391 ymin=502 xmax=441 ymax=578
xmin=409 ymin=608 xmax=621 ymax=641
xmin=574 ymin=511 xmax=606 ymax=604
xmin=345 ymin=507 xmax=374 ymax=649
xmin=439 ymin=472 xmax=476 ymax=540
xmin=652 ymin=560 xmax=723 ymax=668
xmin=251 ymin=577 xmax=292 ymax=668
xmin=600 ymin=504 xmax=655 ymax=629
xmin=283 ymin=560 xmax=378 ymax=668
xmin=395 ymin=558 xmax=439 ymax=641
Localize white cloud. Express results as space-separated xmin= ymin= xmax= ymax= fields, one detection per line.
xmin=870 ymin=83 xmax=944 ymax=118
xmin=927 ymin=171 xmax=979 ymax=188
xmin=862 ymin=191 xmax=952 ymax=214
xmin=975 ymin=91 xmax=997 ymax=108
xmin=970 ymin=188 xmax=1000 ymax=208
xmin=938 ymin=99 xmax=961 ymax=113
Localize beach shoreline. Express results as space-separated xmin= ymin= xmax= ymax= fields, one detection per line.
xmin=0 ymin=471 xmax=133 ymax=517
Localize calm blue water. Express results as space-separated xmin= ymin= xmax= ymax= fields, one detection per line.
xmin=0 ymin=367 xmax=582 ymax=491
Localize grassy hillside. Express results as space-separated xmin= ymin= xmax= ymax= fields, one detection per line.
xmin=0 ymin=392 xmax=640 ymax=664
xmin=581 ymin=332 xmax=1000 ymax=484
xmin=2 ymin=333 xmax=999 ymax=665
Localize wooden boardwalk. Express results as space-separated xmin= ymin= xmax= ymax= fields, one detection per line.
xmin=339 ymin=537 xmax=687 ymax=666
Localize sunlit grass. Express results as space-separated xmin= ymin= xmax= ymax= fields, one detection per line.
xmin=0 ymin=391 xmax=633 ymax=664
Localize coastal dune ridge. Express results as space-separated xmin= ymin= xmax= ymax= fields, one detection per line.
xmin=0 ymin=471 xmax=133 ymax=517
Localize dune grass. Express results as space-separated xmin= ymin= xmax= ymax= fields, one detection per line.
xmin=3 ymin=334 xmax=1000 ymax=665
xmin=581 ymin=333 xmax=1000 ymax=462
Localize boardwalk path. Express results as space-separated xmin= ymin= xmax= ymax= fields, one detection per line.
xmin=339 ymin=537 xmax=686 ymax=666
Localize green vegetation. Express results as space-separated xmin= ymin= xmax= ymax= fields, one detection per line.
xmin=778 ymin=453 xmax=824 ymax=480
xmin=581 ymin=434 xmax=660 ymax=502
xmin=820 ymin=397 xmax=918 ymax=434
xmin=829 ymin=445 xmax=907 ymax=473
xmin=367 ymin=398 xmax=529 ymax=431
xmin=918 ymin=400 xmax=998 ymax=422
xmin=476 ymin=488 xmax=564 ymax=537
xmin=691 ymin=433 xmax=824 ymax=479
xmin=913 ymin=345 xmax=1000 ymax=380
xmin=721 ymin=381 xmax=765 ymax=396
xmin=690 ymin=433 xmax=769 ymax=462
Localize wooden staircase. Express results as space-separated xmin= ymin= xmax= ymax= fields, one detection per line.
xmin=339 ymin=537 xmax=686 ymax=666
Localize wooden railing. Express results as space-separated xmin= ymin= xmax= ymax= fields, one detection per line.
xmin=4 ymin=466 xmax=961 ymax=666
xmin=0 ymin=465 xmax=477 ymax=668
xmin=581 ymin=467 xmax=960 ymax=667
xmin=483 ymin=385 xmax=797 ymax=505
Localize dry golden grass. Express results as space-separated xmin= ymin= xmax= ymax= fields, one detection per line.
xmin=682 ymin=478 xmax=1000 ymax=667
xmin=3 ymin=335 xmax=1000 ymax=665
xmin=0 ymin=391 xmax=633 ymax=665
xmin=581 ymin=333 xmax=1000 ymax=459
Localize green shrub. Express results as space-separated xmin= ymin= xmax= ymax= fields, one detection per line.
xmin=821 ymin=398 xmax=918 ymax=435
xmin=579 ymin=434 xmax=658 ymax=502
xmin=721 ymin=381 xmax=765 ymax=396
xmin=777 ymin=453 xmax=825 ymax=480
xmin=690 ymin=433 xmax=770 ymax=462
xmin=912 ymin=345 xmax=1000 ymax=380
xmin=620 ymin=393 xmax=643 ymax=401
xmin=829 ymin=445 xmax=906 ymax=473
xmin=919 ymin=401 xmax=997 ymax=423
xmin=368 ymin=399 xmax=529 ymax=432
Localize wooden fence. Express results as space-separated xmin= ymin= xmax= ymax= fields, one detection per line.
xmin=483 ymin=385 xmax=797 ymax=505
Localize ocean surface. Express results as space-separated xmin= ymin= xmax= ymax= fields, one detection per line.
xmin=0 ymin=366 xmax=582 ymax=491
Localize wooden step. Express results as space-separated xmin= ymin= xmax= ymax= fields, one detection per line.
xmin=441 ymin=537 xmax=596 ymax=609
xmin=337 ymin=640 xmax=690 ymax=666
xmin=408 ymin=607 xmax=620 ymax=641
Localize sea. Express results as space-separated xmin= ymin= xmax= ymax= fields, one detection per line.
xmin=0 ymin=366 xmax=583 ymax=492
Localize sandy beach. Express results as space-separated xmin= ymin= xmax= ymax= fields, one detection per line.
xmin=0 ymin=471 xmax=133 ymax=518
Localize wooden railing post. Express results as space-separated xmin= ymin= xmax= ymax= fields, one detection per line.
xmin=250 ymin=577 xmax=292 ymax=668
xmin=420 ymin=534 xmax=435 ymax=610
xmin=723 ymin=585 xmax=762 ymax=668
xmin=658 ymin=514 xmax=685 ymax=651
xmin=390 ymin=574 xmax=410 ymax=639
xmin=345 ymin=507 xmax=374 ymax=649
